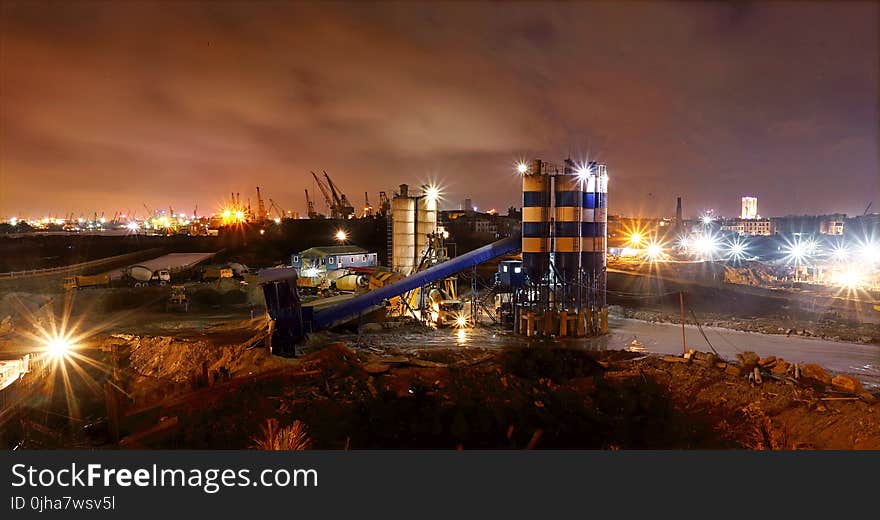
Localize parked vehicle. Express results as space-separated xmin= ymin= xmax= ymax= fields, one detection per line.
xmin=62 ymin=274 xmax=111 ymax=290
xmin=202 ymin=267 xmax=233 ymax=281
xmin=123 ymin=265 xmax=171 ymax=287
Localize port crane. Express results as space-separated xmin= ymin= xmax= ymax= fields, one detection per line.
xmin=256 ymin=186 xmax=268 ymax=221
xmin=310 ymin=171 xmax=336 ymax=216
xmin=304 ymin=189 xmax=322 ymax=219
xmin=322 ymin=170 xmax=355 ymax=219
xmin=362 ymin=192 xmax=373 ymax=218
xmin=268 ymin=198 xmax=286 ymax=220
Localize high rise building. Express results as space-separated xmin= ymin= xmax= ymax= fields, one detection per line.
xmin=675 ymin=197 xmax=682 ymax=228
xmin=741 ymin=196 xmax=758 ymax=219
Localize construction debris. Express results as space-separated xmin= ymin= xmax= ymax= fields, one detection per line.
xmin=831 ymin=374 xmax=864 ymax=395
xmin=800 ymin=364 xmax=832 ymax=388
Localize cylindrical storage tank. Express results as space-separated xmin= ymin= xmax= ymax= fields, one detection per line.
xmin=391 ymin=196 xmax=416 ymax=275
xmin=415 ymin=194 xmax=437 ymax=265
xmin=521 ymin=166 xmax=550 ymax=282
xmin=553 ymin=172 xmax=582 ymax=283
xmin=581 ymin=164 xmax=608 ymax=307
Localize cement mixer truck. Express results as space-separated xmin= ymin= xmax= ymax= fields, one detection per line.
xmin=122 ymin=265 xmax=171 ymax=287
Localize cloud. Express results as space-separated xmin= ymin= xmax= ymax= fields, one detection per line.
xmin=0 ymin=1 xmax=876 ymax=218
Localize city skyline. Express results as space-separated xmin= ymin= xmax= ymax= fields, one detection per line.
xmin=1 ymin=1 xmax=878 ymax=218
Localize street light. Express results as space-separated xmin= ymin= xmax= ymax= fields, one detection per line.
xmin=725 ymin=237 xmax=748 ymax=262
xmin=44 ymin=335 xmax=75 ymax=359
xmin=335 ymin=229 xmax=348 ymax=242
xmin=516 ymin=162 xmax=528 ymax=174
xmin=425 ymin=185 xmax=442 ymax=205
xmin=645 ymin=241 xmax=664 ymax=261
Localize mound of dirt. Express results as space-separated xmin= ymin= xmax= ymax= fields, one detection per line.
xmin=128 ymin=330 xmax=286 ymax=383
xmin=501 ymin=347 xmax=606 ymax=382
xmin=152 ymin=342 xmax=880 ymax=450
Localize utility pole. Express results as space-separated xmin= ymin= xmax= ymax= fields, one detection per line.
xmin=679 ymin=291 xmax=687 ymax=355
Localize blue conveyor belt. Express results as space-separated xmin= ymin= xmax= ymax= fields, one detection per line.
xmin=312 ymin=235 xmax=521 ymax=329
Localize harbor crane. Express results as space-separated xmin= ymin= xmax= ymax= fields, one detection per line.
xmin=362 ymin=192 xmax=373 ymax=218
xmin=323 ymin=170 xmax=355 ymax=219
xmin=256 ymin=186 xmax=268 ymax=221
xmin=268 ymin=198 xmax=286 ymax=220
xmin=310 ymin=171 xmax=335 ymax=215
xmin=304 ymin=189 xmax=322 ymax=219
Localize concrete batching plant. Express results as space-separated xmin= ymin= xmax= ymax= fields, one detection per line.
xmin=519 ymin=158 xmax=608 ymax=337
xmin=391 ymin=184 xmax=439 ymax=275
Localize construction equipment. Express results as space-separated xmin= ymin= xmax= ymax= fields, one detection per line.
xmin=332 ymin=272 xmax=370 ymax=292
xmin=313 ymin=236 xmax=518 ymax=330
xmin=304 ymin=190 xmax=322 ymax=219
xmin=166 ymin=285 xmax=189 ymax=312
xmin=256 ymin=187 xmax=268 ymax=221
xmin=310 ymin=171 xmax=335 ymax=216
xmin=62 ymin=274 xmax=111 ymax=291
xmin=323 ymin=170 xmax=355 ymax=219
xmin=267 ymin=198 xmax=285 ymax=220
xmin=123 ymin=265 xmax=171 ymax=287
xmin=362 ymin=192 xmax=373 ymax=218
xmin=202 ymin=267 xmax=233 ymax=281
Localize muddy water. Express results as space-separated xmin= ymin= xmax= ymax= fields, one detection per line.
xmin=340 ymin=316 xmax=880 ymax=388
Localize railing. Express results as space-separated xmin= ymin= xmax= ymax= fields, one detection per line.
xmin=0 ymin=248 xmax=164 ymax=280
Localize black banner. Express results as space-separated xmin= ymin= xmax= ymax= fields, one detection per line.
xmin=2 ymin=451 xmax=878 ymax=518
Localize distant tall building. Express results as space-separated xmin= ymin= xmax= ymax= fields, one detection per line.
xmin=675 ymin=197 xmax=683 ymax=228
xmin=741 ymin=196 xmax=758 ymax=219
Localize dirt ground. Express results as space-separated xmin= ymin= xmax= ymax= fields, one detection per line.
xmin=3 ymin=286 xmax=879 ymax=450
xmin=13 ymin=328 xmax=871 ymax=450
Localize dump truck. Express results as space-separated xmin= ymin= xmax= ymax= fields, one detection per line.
xmin=202 ymin=267 xmax=233 ymax=281
xmin=62 ymin=274 xmax=111 ymax=290
xmin=123 ymin=265 xmax=171 ymax=287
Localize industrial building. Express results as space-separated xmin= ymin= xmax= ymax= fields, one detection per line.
xmin=722 ymin=217 xmax=774 ymax=236
xmin=291 ymin=245 xmax=377 ymax=275
xmin=772 ymin=214 xmax=849 ymax=235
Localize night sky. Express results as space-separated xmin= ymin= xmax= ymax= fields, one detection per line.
xmin=1 ymin=1 xmax=878 ymax=219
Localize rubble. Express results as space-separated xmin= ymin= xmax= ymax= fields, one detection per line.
xmin=832 ymin=375 xmax=863 ymax=395
xmin=737 ymin=351 xmax=760 ymax=372
xmin=800 ymin=364 xmax=832 ymax=388
xmin=771 ymin=360 xmax=792 ymax=375
xmin=129 ymin=340 xmax=879 ymax=450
